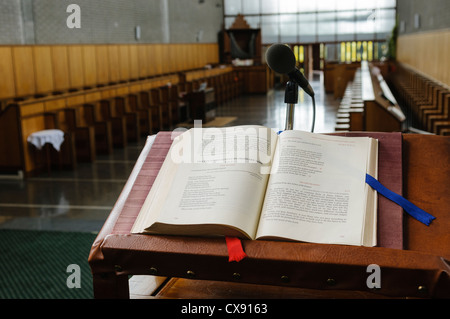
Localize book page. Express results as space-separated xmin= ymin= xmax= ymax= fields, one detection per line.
xmin=256 ymin=130 xmax=377 ymax=246
xmin=155 ymin=163 xmax=268 ymax=238
xmin=132 ymin=126 xmax=278 ymax=239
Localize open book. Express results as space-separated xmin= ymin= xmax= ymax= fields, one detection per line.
xmin=132 ymin=126 xmax=378 ymax=247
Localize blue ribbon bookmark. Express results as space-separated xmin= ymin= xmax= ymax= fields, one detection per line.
xmin=365 ymin=174 xmax=436 ymax=226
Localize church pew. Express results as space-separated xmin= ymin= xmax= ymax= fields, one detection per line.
xmin=430 ymin=94 xmax=450 ymax=135
xmin=388 ymin=63 xmax=449 ymax=134
xmin=139 ymin=89 xmax=162 ymax=134
xmin=420 ymin=87 xmax=450 ymax=129
xmin=159 ymin=85 xmax=177 ymax=129
xmin=127 ymin=93 xmax=153 ymax=136
xmin=170 ymin=84 xmax=189 ymax=123
xmin=80 ymin=103 xmax=114 ymax=155
xmin=149 ymin=88 xmax=164 ymax=132
xmin=0 ymin=63 xmax=233 ymax=176
xmin=111 ymin=96 xmax=140 ymax=143
xmin=334 ymin=62 xmax=405 ymax=133
xmin=223 ymin=72 xmax=236 ymax=102
xmin=97 ymin=99 xmax=128 ymax=148
xmin=334 ymin=71 xmax=364 ymax=132
xmin=48 ymin=108 xmax=96 ymax=163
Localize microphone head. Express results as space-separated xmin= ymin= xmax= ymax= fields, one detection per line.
xmin=265 ymin=44 xmax=296 ymax=74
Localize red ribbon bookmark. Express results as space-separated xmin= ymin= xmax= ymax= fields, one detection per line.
xmin=225 ymin=237 xmax=247 ymax=262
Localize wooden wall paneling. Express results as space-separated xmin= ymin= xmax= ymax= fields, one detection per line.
xmin=152 ymin=45 xmax=163 ymax=76
xmin=397 ymin=29 xmax=450 ymax=87
xmin=33 ymin=46 xmax=54 ymax=94
xmin=137 ymin=45 xmax=149 ymax=79
xmin=157 ymin=45 xmax=166 ymax=75
xmin=168 ymin=44 xmax=179 ymax=74
xmin=170 ymin=44 xmax=178 ymax=72
xmin=12 ymin=46 xmax=36 ymax=97
xmin=67 ymin=45 xmax=85 ymax=89
xmin=193 ymin=44 xmax=201 ymax=68
xmin=129 ymin=45 xmax=139 ymax=80
xmin=118 ymin=45 xmax=130 ymax=82
xmin=195 ymin=44 xmax=203 ymax=68
xmin=442 ymin=31 xmax=450 ymax=87
xmin=185 ymin=44 xmax=193 ymax=70
xmin=211 ymin=43 xmax=219 ymax=64
xmin=179 ymin=44 xmax=189 ymax=71
xmin=190 ymin=44 xmax=199 ymax=69
xmin=204 ymin=44 xmax=212 ymax=65
xmin=145 ymin=45 xmax=155 ymax=77
xmin=189 ymin=44 xmax=198 ymax=69
xmin=166 ymin=44 xmax=174 ymax=73
xmin=187 ymin=44 xmax=195 ymax=69
xmin=176 ymin=44 xmax=186 ymax=71
xmin=51 ymin=46 xmax=71 ymax=93
xmin=181 ymin=44 xmax=190 ymax=70
xmin=160 ymin=45 xmax=170 ymax=74
xmin=96 ymin=45 xmax=110 ymax=85
xmin=199 ymin=44 xmax=209 ymax=67
xmin=199 ymin=44 xmax=207 ymax=66
xmin=0 ymin=47 xmax=16 ymax=100
xmin=108 ymin=45 xmax=120 ymax=84
xmin=83 ymin=45 xmax=97 ymax=87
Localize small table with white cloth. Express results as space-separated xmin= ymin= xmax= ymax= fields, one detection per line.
xmin=27 ymin=129 xmax=65 ymax=174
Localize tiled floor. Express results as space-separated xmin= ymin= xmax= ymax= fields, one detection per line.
xmin=0 ymin=72 xmax=339 ymax=233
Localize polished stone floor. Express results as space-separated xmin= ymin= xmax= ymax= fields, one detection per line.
xmin=0 ymin=72 xmax=339 ymax=233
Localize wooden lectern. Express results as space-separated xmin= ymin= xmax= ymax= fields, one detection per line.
xmin=88 ymin=132 xmax=450 ymax=299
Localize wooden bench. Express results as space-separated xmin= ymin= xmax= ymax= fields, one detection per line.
xmin=47 ymin=107 xmax=96 ymax=163
xmin=388 ymin=63 xmax=449 ymax=135
xmin=0 ymin=63 xmax=242 ymax=176
xmin=80 ymin=103 xmax=114 ymax=155
xmin=334 ymin=71 xmax=364 ymax=132
xmin=97 ymin=99 xmax=128 ymax=148
xmin=430 ymin=94 xmax=450 ymax=135
xmin=126 ymin=93 xmax=153 ymax=136
xmin=111 ymin=96 xmax=141 ymax=143
xmin=159 ymin=85 xmax=177 ymax=130
xmin=324 ymin=61 xmax=360 ymax=99
xmin=334 ymin=62 xmax=405 ymax=133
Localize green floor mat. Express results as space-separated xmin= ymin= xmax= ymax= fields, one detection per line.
xmin=0 ymin=229 xmax=97 ymax=299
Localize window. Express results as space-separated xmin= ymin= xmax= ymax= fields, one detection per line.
xmin=224 ymin=0 xmax=397 ymax=48
xmin=339 ymin=41 xmax=376 ymax=63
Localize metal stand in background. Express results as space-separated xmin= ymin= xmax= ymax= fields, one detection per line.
xmin=284 ymin=80 xmax=298 ymax=131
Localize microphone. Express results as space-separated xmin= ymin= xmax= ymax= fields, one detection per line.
xmin=266 ymin=44 xmax=315 ymax=97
